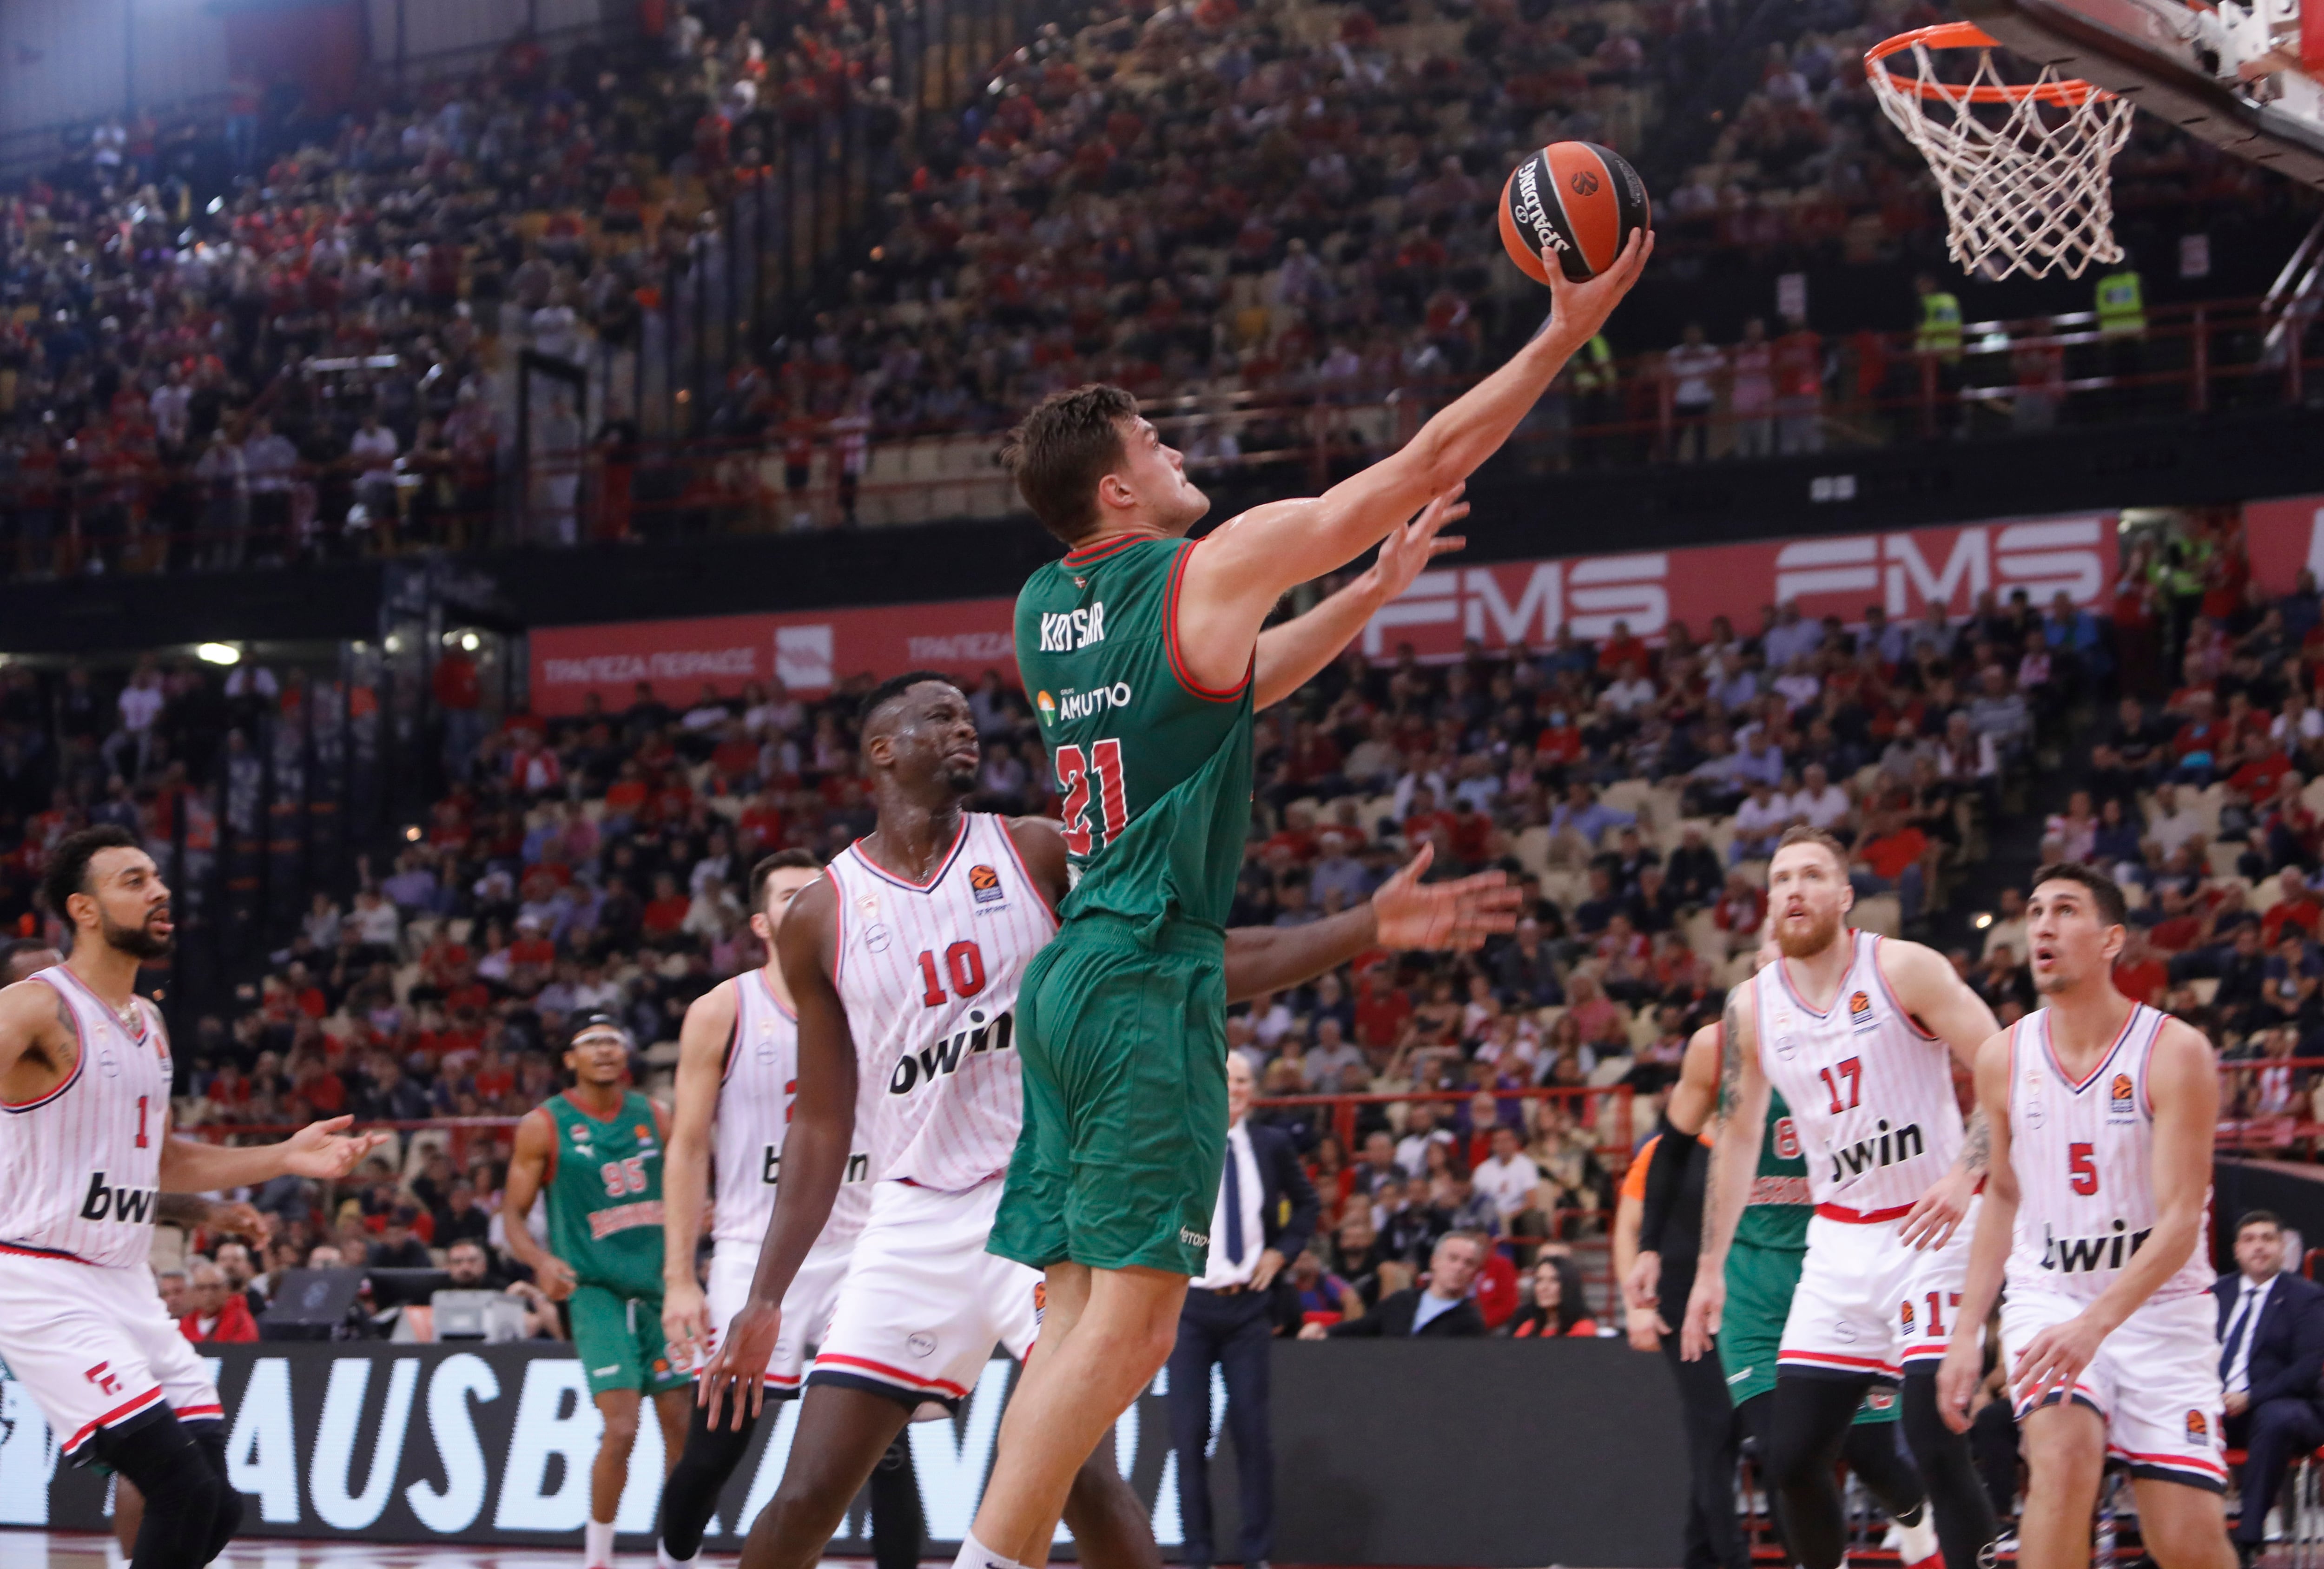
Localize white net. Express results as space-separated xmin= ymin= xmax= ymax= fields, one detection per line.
xmin=1867 ymin=29 xmax=2138 ymax=279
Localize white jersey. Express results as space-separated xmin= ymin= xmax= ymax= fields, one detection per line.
xmin=2005 ymin=1002 xmax=2212 ymax=1305
xmin=0 ymin=966 xmax=172 ymax=1270
xmin=711 ymin=968 xmax=873 ymax=1252
xmin=1754 ymin=930 xmax=1965 ymax=1216
xmin=824 ymin=813 xmax=1058 ymax=1191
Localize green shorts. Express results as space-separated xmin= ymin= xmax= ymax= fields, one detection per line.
xmin=1722 ymin=1239 xmax=1897 ymax=1424
xmin=989 ymin=914 xmax=1228 ymax=1277
xmin=568 ymin=1284 xmax=691 ymax=1399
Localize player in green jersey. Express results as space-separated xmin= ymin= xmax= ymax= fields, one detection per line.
xmin=964 ymin=230 xmax=1651 ymax=1569
xmin=503 ymin=1012 xmax=693 ymax=1569
xmin=1630 ymin=995 xmax=1939 ymax=1569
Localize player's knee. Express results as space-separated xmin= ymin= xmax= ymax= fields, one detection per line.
xmin=2140 ymin=1502 xmax=2234 ymax=1569
xmin=2018 ymin=1409 xmax=2106 ymax=1481
xmin=601 ymin=1409 xmax=641 ymax=1454
xmin=764 ymin=1470 xmax=856 ymax=1545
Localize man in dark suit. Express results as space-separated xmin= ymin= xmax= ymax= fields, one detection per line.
xmin=2215 ymin=1209 xmax=2324 ymax=1567
xmin=1167 ymin=1053 xmax=1319 ymax=1569
xmin=1299 ymin=1231 xmax=1489 ymax=1339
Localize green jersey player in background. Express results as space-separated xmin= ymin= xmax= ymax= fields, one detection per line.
xmin=503 ymin=1011 xmax=693 ymax=1569
xmin=961 ymin=230 xmax=1651 ymax=1569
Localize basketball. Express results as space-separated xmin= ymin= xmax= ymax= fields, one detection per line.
xmin=1498 ymin=141 xmax=1652 ymax=284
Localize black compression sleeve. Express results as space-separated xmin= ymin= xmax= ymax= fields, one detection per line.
xmin=1638 ymin=1119 xmax=1689 ymax=1253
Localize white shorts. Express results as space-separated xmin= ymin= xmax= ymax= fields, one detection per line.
xmin=0 ymin=1254 xmax=221 ymax=1461
xmin=1779 ymin=1202 xmax=1981 ymax=1378
xmin=2003 ymin=1285 xmax=2227 ymax=1493
xmin=702 ymin=1236 xmax=856 ymax=1394
xmin=807 ymin=1178 xmax=1039 ymax=1412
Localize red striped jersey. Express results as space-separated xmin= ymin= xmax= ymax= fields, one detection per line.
xmin=712 ymin=966 xmax=873 ymax=1252
xmin=823 ymin=813 xmax=1058 ymax=1191
xmin=0 ymin=966 xmax=171 ymax=1269
xmin=1752 ymin=930 xmax=1965 ymax=1215
xmin=2005 ymin=1003 xmax=2212 ymax=1304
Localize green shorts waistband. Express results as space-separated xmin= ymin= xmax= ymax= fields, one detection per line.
xmin=1063 ymin=910 xmax=1228 ymax=959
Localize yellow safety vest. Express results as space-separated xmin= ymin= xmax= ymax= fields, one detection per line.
xmin=2095 ymin=270 xmax=2146 ymax=336
xmin=1915 ymin=291 xmax=1962 ymax=359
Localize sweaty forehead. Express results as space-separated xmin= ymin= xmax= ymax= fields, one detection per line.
xmin=91 ymin=846 xmax=156 ymax=883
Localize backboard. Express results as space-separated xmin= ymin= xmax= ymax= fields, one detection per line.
xmin=1957 ymin=0 xmax=2324 ymax=185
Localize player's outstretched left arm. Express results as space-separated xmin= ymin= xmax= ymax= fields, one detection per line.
xmin=1880 ymin=938 xmax=2004 ymax=1250
xmin=1170 ymin=233 xmax=1652 ymax=694
xmin=1248 ymin=487 xmax=1468 ymax=712
xmin=158 ymin=1113 xmax=389 ymax=1193
xmin=2010 ymin=1018 xmax=2218 ymax=1409
xmin=1938 ymin=1029 xmax=2017 ymax=1432
xmin=1006 ymin=821 xmax=1521 ymax=1000
xmin=1221 ymin=841 xmax=1521 ymax=1000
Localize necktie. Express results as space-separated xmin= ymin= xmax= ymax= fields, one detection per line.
xmin=2222 ymin=1286 xmax=2259 ymax=1383
xmin=1223 ymin=1140 xmax=1246 ymax=1267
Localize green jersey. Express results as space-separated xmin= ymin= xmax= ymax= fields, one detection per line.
xmin=1016 ymin=536 xmax=1254 ymax=930
xmin=543 ymin=1089 xmax=667 ymax=1299
xmin=1732 ymin=1089 xmax=1812 ymax=1252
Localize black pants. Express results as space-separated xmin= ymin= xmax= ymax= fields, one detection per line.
xmin=2227 ymin=1399 xmax=2324 ymax=1545
xmin=1659 ymin=1265 xmax=1751 ymax=1569
xmin=1167 ymin=1286 xmax=1276 ymax=1565
xmin=1969 ymin=1397 xmax=2020 ymax=1520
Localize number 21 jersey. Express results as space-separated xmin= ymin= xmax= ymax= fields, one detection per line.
xmin=1015 ymin=535 xmax=1253 ymax=930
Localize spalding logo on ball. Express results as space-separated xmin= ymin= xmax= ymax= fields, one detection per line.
xmin=1499 ymin=142 xmax=1651 ymax=284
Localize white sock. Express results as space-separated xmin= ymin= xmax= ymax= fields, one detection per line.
xmin=953 ymin=1529 xmax=1025 ymax=1569
xmin=585 ymin=1518 xmax=617 ymax=1567
xmin=657 ymin=1541 xmax=700 ymax=1569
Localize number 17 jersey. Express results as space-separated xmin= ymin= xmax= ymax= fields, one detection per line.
xmin=1753 ymin=930 xmax=1965 ymax=1217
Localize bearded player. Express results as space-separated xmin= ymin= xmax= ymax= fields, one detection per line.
xmin=1631 ymin=938 xmax=1938 ymax=1568
xmin=0 ymin=825 xmax=384 ymax=1569
xmin=1934 ymin=865 xmax=2230 ymax=1569
xmin=697 ymin=673 xmax=1518 ymax=1569
xmin=656 ymin=849 xmax=921 ymax=1569
xmin=1682 ymin=825 xmax=2004 ymax=1569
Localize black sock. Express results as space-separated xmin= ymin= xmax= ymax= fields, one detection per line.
xmin=1767 ymin=1374 xmax=1875 ymax=1569
xmin=1902 ymin=1370 xmax=2000 ymax=1569
xmin=88 ymin=1411 xmax=229 ymax=1569
xmin=188 ymin=1426 xmax=242 ymax=1562
xmin=659 ymin=1396 xmax=760 ymax=1560
xmin=869 ymin=1436 xmax=924 ymax=1569
xmin=1842 ymin=1418 xmax=1928 ymax=1525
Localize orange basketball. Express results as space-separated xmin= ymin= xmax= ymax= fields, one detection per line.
xmin=1499 ymin=141 xmax=1652 ymax=284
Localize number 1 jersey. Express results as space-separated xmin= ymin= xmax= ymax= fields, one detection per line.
xmin=824 ymin=813 xmax=1059 ymax=1191
xmin=1015 ymin=535 xmax=1253 ymax=931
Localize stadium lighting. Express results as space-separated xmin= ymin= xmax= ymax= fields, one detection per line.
xmin=206 ymin=196 xmax=224 ymax=214
xmin=195 ymin=642 xmax=241 ymax=666
xmin=1973 ymin=912 xmax=1994 ymax=930
xmin=459 ymin=632 xmax=481 ymax=652
xmin=404 ymin=825 xmax=423 ymax=842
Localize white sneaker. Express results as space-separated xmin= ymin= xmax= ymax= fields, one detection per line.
xmin=657 ymin=1544 xmax=700 ymax=1569
xmin=1893 ymin=1509 xmax=1942 ymax=1569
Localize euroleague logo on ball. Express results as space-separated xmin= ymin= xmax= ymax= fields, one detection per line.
xmin=1499 ymin=140 xmax=1649 ymax=284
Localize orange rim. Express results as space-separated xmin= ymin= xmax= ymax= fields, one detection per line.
xmin=1864 ymin=22 xmax=2114 ymax=105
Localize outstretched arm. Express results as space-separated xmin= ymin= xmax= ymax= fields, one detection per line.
xmin=699 ymin=876 xmax=859 ymax=1429
xmin=158 ymin=1114 xmax=389 ymax=1192
xmin=1172 ymin=233 xmax=1653 ymax=692
xmin=1222 ymin=842 xmax=1519 ymax=1001
xmin=1249 ymin=489 xmax=1468 ymax=712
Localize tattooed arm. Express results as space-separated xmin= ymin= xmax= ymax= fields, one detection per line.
xmin=1681 ymin=979 xmax=1769 ymax=1361
xmin=0 ymin=978 xmax=81 ymax=1107
xmin=1878 ymin=936 xmax=2004 ymax=1250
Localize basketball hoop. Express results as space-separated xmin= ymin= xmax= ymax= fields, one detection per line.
xmin=1866 ymin=22 xmax=2138 ymax=280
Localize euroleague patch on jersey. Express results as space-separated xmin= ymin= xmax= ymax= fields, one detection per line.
xmin=1848 ymin=990 xmax=1877 ymax=1032
xmin=1899 ymin=1298 xmax=1916 ymax=1335
xmin=968 ymin=864 xmax=1005 ymax=905
xmin=2109 ymin=1072 xmax=2137 ymax=1122
xmin=2186 ymin=1409 xmax=2210 ymax=1442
